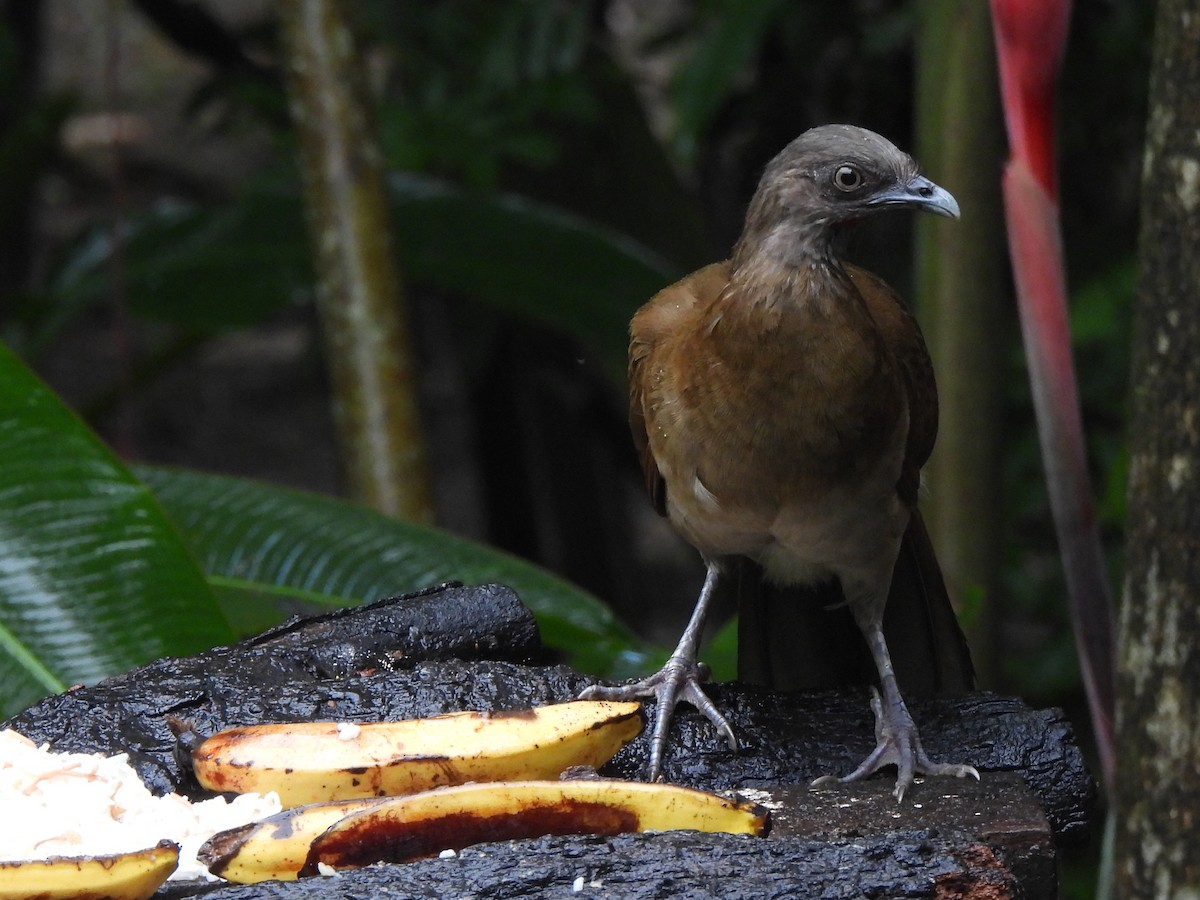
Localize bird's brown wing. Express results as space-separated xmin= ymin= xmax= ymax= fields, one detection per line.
xmin=847 ymin=263 xmax=938 ymax=507
xmin=629 ymin=262 xmax=732 ymax=517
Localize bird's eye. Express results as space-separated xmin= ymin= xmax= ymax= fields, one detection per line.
xmin=833 ymin=165 xmax=863 ymax=191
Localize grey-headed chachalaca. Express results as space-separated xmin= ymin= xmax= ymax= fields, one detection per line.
xmin=583 ymin=125 xmax=977 ymax=801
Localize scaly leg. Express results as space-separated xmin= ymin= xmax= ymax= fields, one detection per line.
xmin=814 ymin=620 xmax=979 ymax=801
xmin=580 ymin=563 xmax=736 ymax=781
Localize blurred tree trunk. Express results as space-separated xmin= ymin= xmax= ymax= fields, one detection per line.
xmin=1115 ymin=0 xmax=1200 ymax=893
xmin=913 ymin=0 xmax=1006 ymax=685
xmin=278 ymin=0 xmax=433 ymax=522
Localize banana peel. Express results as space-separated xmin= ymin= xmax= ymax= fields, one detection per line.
xmin=0 ymin=841 xmax=179 ymax=900
xmin=199 ymin=780 xmax=767 ymax=883
xmin=198 ymin=798 xmax=388 ymax=884
xmin=192 ymin=700 xmax=643 ymax=808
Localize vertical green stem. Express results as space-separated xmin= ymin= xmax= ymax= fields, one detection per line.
xmin=279 ymin=0 xmax=433 ymax=522
xmin=914 ymin=0 xmax=1007 ymax=685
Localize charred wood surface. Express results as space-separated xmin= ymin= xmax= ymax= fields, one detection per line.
xmin=4 ymin=582 xmax=543 ymax=794
xmin=162 ymin=830 xmax=1024 ymax=900
xmin=3 ymin=582 xmax=1092 ymax=898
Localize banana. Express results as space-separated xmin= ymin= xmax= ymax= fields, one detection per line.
xmin=200 ymin=780 xmax=767 ymax=883
xmin=0 ymin=841 xmax=179 ymax=900
xmin=198 ymin=798 xmax=388 ymax=884
xmin=192 ymin=700 xmax=643 ymax=808
xmin=298 ymin=780 xmax=769 ymax=876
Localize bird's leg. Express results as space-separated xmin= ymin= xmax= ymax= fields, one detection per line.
xmin=580 ymin=563 xmax=736 ymax=781
xmin=814 ymin=621 xmax=979 ymax=801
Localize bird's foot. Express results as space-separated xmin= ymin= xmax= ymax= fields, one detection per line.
xmin=811 ymin=688 xmax=978 ymax=802
xmin=579 ymin=656 xmax=737 ymax=782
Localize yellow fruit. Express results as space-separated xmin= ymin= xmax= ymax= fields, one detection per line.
xmin=198 ymin=798 xmax=387 ymax=884
xmin=0 ymin=841 xmax=179 ymax=900
xmin=192 ymin=700 xmax=643 ymax=808
xmin=299 ymin=780 xmax=770 ymax=875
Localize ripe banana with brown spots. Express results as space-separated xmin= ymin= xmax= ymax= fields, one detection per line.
xmin=191 ymin=700 xmax=644 ymax=808
xmin=198 ymin=799 xmax=385 ymax=883
xmin=200 ymin=780 xmax=769 ymax=883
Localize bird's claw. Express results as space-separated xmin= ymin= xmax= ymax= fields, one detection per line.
xmin=580 ymin=655 xmax=737 ymax=782
xmin=811 ymin=688 xmax=978 ymax=802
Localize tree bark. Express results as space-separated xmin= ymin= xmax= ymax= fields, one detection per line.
xmin=914 ymin=0 xmax=1007 ymax=686
xmin=1115 ymin=0 xmax=1200 ymax=893
xmin=279 ymin=0 xmax=433 ymax=522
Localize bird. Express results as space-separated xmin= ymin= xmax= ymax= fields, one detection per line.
xmin=581 ymin=124 xmax=978 ymax=800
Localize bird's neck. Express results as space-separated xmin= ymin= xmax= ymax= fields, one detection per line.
xmin=724 ymin=222 xmax=853 ymax=321
xmin=733 ymin=216 xmax=837 ymax=265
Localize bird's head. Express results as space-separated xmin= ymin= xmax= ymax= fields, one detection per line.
xmin=735 ymin=124 xmax=959 ymax=268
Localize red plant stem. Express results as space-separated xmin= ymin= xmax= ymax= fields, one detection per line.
xmin=990 ymin=0 xmax=1071 ymax=198
xmin=1002 ymin=160 xmax=1116 ymax=792
xmin=991 ymin=0 xmax=1114 ymax=795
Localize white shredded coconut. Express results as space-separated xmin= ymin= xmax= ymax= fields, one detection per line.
xmin=0 ymin=729 xmax=282 ymax=881
xmin=335 ymin=722 xmax=362 ymax=741
xmin=317 ymin=861 xmax=340 ymax=877
xmin=439 ymin=848 xmax=457 ymax=859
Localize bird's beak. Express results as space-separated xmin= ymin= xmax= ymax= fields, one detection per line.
xmin=868 ymin=175 xmax=961 ymax=219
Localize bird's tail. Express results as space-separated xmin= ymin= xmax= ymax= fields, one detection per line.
xmin=734 ymin=510 xmax=974 ymax=694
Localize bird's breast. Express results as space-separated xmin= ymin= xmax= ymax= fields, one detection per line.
xmin=682 ymin=301 xmax=903 ymax=478
xmin=644 ymin=279 xmax=908 ymax=559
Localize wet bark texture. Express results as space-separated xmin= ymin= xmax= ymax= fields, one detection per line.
xmin=1115 ymin=0 xmax=1200 ymax=894
xmin=161 ymin=829 xmax=1030 ymax=900
xmin=4 ymin=582 xmax=1093 ymax=898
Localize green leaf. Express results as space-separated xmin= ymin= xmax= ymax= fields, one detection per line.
xmin=46 ymin=188 xmax=312 ymax=336
xmin=0 ymin=345 xmax=234 ymax=718
xmin=135 ymin=465 xmax=657 ymax=678
xmin=670 ymin=0 xmax=785 ymax=165
xmin=40 ymin=175 xmax=674 ymax=382
xmin=1070 ymin=260 xmax=1136 ymax=345
xmin=703 ymin=615 xmax=739 ymax=683
xmin=389 ymin=174 xmax=677 ymax=379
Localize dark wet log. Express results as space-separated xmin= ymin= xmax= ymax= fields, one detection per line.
xmin=606 ymin=683 xmax=1094 ymax=846
xmin=4 ymin=582 xmax=543 ymax=794
xmin=164 ymin=829 xmax=1021 ymax=900
xmin=4 ymin=583 xmax=1092 ymax=898
xmin=768 ymin=772 xmax=1056 ymax=896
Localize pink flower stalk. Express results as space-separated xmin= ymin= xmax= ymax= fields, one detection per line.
xmin=990 ymin=0 xmax=1116 ymax=791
